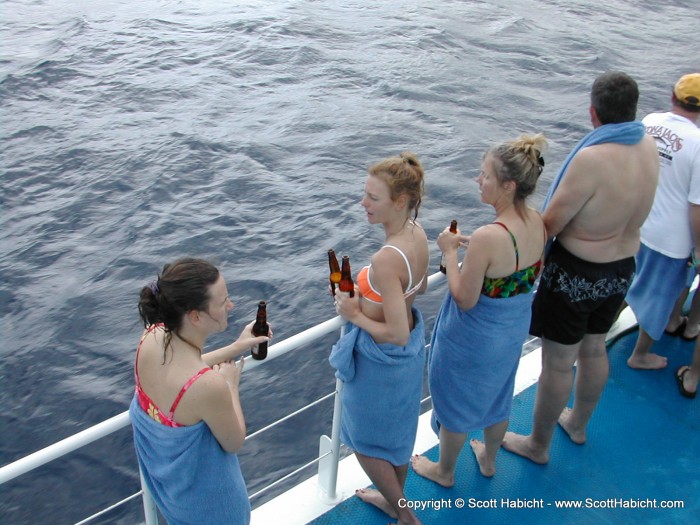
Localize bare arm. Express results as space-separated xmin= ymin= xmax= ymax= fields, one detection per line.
xmin=542 ymin=150 xmax=597 ymax=238
xmin=195 ymin=360 xmax=246 ymax=453
xmin=439 ymin=226 xmax=492 ymax=311
xmin=691 ymin=203 xmax=700 ymax=266
xmin=336 ymin=249 xmax=412 ymax=346
xmin=202 ymin=321 xmax=270 ymax=366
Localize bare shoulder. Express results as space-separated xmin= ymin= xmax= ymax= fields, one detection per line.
xmin=470 ymin=223 xmax=502 ymax=249
xmin=641 ymin=134 xmax=661 ymax=167
xmin=569 ymin=144 xmax=609 ymax=173
xmin=407 ymin=220 xmax=429 ymax=247
xmin=641 ymin=132 xmax=658 ymax=151
xmin=371 ymin=245 xmax=407 ymax=272
xmin=182 ymin=368 xmax=228 ymax=410
xmin=137 ymin=328 xmax=166 ymax=363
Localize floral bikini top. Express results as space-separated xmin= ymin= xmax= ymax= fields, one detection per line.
xmin=481 ymin=222 xmax=544 ymax=299
xmin=134 ymin=324 xmax=210 ymax=428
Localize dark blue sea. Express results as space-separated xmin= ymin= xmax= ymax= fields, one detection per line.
xmin=1 ymin=0 xmax=696 ymax=523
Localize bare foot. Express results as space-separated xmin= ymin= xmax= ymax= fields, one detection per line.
xmin=683 ymin=322 xmax=700 ymax=340
xmin=410 ymin=455 xmax=454 ymax=488
xmin=665 ymin=315 xmax=686 ymax=334
xmin=469 ymin=439 xmax=495 ymax=477
xmin=557 ymin=408 xmax=586 ymax=445
xmin=501 ymin=432 xmax=548 ymax=464
xmin=355 ymin=488 xmax=397 ymax=519
xmin=627 ymin=353 xmax=668 ymax=370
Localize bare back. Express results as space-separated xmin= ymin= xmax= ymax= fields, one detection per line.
xmin=545 ymin=135 xmax=659 ymax=263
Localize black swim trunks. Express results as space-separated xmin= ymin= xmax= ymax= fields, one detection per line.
xmin=530 ymin=240 xmax=635 ymax=345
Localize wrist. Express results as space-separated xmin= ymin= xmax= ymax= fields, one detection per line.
xmin=225 ymin=380 xmax=240 ymax=395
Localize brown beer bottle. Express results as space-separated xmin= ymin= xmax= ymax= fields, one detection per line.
xmin=339 ymin=255 xmax=355 ymax=298
xmin=328 ymin=248 xmax=341 ymax=296
xmin=251 ymin=301 xmax=269 ymax=360
xmin=439 ymin=220 xmax=458 ymax=274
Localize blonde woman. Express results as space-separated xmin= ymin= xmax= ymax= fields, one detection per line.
xmin=413 ymin=135 xmax=547 ymax=483
xmin=332 ymin=152 xmax=429 ymax=525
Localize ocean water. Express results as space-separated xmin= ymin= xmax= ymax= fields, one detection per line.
xmin=0 ymin=0 xmax=696 ymax=523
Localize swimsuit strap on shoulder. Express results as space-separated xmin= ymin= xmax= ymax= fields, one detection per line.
xmin=167 ymin=368 xmax=211 ymax=419
xmin=492 ymin=222 xmax=519 ymax=272
xmin=380 ymin=245 xmax=414 ymax=291
xmin=134 ymin=323 xmax=165 ymax=386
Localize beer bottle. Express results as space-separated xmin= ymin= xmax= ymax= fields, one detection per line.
xmin=251 ymin=301 xmax=269 ymax=360
xmin=439 ymin=220 xmax=458 ymax=274
xmin=328 ymin=248 xmax=341 ymax=296
xmin=339 ymin=255 xmax=355 ymax=298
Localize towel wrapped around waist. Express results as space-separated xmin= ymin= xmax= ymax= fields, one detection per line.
xmin=129 ymin=395 xmax=251 ymax=525
xmin=329 ymin=308 xmax=426 ymax=466
xmin=429 ymin=292 xmax=532 ymax=434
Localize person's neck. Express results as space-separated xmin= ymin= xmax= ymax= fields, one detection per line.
xmin=671 ymin=106 xmax=699 ymax=124
xmin=384 ymin=216 xmax=412 ymax=241
xmin=174 ymin=326 xmax=205 ymax=355
xmin=493 ymin=199 xmax=516 ymax=218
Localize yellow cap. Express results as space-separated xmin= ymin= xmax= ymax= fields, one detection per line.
xmin=674 ymin=73 xmax=700 ymax=108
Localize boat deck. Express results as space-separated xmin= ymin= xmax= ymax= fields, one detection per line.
xmin=306 ymin=329 xmax=699 ymax=524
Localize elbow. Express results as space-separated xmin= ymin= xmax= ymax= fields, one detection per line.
xmin=454 ymin=295 xmax=477 ymax=312
xmin=385 ymin=329 xmax=410 ymax=347
xmin=222 ymin=435 xmax=245 ymax=454
xmin=394 ymin=334 xmax=410 ymax=347
xmin=221 ymin=422 xmax=246 ymax=453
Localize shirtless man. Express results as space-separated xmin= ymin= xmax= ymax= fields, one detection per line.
xmin=502 ymin=72 xmax=659 ymax=464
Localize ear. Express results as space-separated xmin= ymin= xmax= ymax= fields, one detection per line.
xmin=394 ymin=193 xmax=409 ymax=211
xmin=186 ymin=309 xmax=201 ymax=327
xmin=589 ymin=105 xmax=601 ymax=127
xmin=504 ymin=179 xmax=517 ymax=193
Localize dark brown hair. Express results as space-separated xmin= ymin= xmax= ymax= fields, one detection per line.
xmin=591 ymin=71 xmax=639 ymax=124
xmin=138 ymin=258 xmax=219 ymax=360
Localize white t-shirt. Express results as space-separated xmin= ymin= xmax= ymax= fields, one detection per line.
xmin=641 ymin=111 xmax=700 ymax=259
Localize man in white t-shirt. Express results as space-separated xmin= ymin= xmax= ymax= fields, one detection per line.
xmin=627 ymin=73 xmax=700 ymax=369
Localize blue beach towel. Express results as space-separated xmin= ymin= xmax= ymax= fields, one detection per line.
xmin=625 ymin=243 xmax=692 ymax=340
xmin=129 ymin=395 xmax=251 ymax=525
xmin=329 ymin=308 xmax=426 ymax=466
xmin=542 ymin=121 xmax=645 ymax=211
xmin=429 ymin=292 xmax=533 ymax=434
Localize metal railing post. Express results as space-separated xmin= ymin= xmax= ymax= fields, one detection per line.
xmin=139 ymin=465 xmax=159 ymax=525
xmin=318 ymin=325 xmax=345 ymax=503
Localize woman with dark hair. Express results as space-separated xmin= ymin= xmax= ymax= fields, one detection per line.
xmin=129 ymin=257 xmax=269 ymax=525
xmin=412 ymin=134 xmax=547 ymax=483
xmin=331 ymin=152 xmax=429 ymax=525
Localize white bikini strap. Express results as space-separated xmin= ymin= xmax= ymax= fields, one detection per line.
xmin=381 ymin=245 xmax=414 ymax=291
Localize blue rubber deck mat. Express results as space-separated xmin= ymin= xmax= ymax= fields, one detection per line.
xmin=309 ymin=330 xmax=699 ymax=524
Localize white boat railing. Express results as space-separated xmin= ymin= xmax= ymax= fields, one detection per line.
xmin=0 ymin=272 xmax=448 ymax=524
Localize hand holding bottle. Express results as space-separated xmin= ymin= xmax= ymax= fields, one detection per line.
xmin=234 ymin=320 xmax=271 ymax=354
xmin=437 ymin=224 xmax=462 ymax=254
xmin=334 ymin=286 xmax=361 ymax=322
